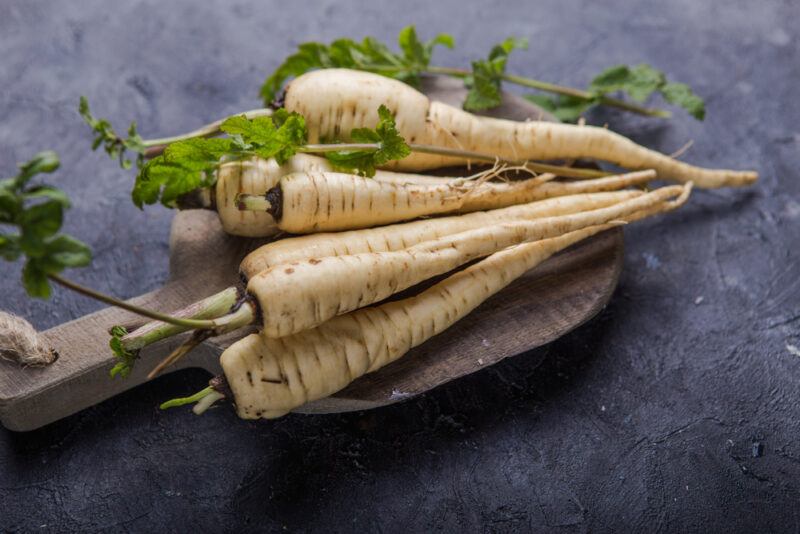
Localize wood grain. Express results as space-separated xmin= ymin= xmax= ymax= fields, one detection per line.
xmin=0 ymin=78 xmax=624 ymax=431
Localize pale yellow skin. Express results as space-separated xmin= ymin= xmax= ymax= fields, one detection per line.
xmin=284 ymin=69 xmax=757 ymax=188
xmin=215 ymin=154 xmax=457 ymax=237
xmin=247 ymin=185 xmax=685 ymax=338
xmin=222 ymin=224 xmax=611 ymax=418
xmin=238 ymin=167 xmax=656 ymax=247
xmin=239 ymin=175 xmax=654 ymax=278
xmin=221 ymin=186 xmax=692 ymax=419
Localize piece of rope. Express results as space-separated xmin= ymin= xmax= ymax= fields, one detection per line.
xmin=0 ymin=311 xmax=57 ymax=367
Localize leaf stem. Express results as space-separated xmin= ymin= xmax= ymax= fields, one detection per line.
xmin=142 ymin=108 xmax=274 ymax=156
xmin=160 ymin=385 xmax=226 ymax=414
xmin=48 ymin=274 xmax=220 ymax=329
xmin=301 ymin=143 xmax=606 ymax=178
xmin=425 ymin=66 xmax=671 ymax=118
xmin=120 ymin=287 xmax=241 ymax=351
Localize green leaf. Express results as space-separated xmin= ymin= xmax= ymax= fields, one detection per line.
xmin=398 ymin=26 xmax=454 ymax=70
xmin=17 ymin=151 xmax=60 ymax=185
xmin=464 ymin=37 xmax=528 ymax=111
xmin=525 ymin=94 xmax=596 ymax=122
xmin=134 ymin=138 xmax=236 ymax=207
xmin=661 ymin=82 xmax=706 ymax=120
xmin=79 ymin=97 xmax=146 ymax=169
xmin=259 ymin=27 xmax=454 ymax=105
xmin=590 ymin=64 xmax=665 ymax=102
xmin=109 ymin=325 xmax=138 ymax=378
xmin=22 ymin=261 xmax=51 ymax=299
xmin=45 ymin=234 xmax=92 ymax=268
xmin=221 ymin=112 xmax=308 ymax=164
xmin=24 ymin=185 xmax=71 ymax=208
xmin=19 ymin=200 xmax=64 ymax=256
xmin=0 ymin=188 xmax=21 ymax=223
xmin=325 ymin=105 xmax=410 ymax=176
xmin=0 ymin=234 xmax=22 ymax=261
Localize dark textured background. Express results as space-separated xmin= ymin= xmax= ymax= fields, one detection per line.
xmin=1 ymin=0 xmax=799 ymax=531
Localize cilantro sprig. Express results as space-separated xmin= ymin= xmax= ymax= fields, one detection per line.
xmin=132 ymin=105 xmax=411 ymax=207
xmin=0 ymin=151 xmax=92 ymax=298
xmin=260 ymin=26 xmax=705 ymax=122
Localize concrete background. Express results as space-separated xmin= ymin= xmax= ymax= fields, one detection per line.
xmin=1 ymin=0 xmax=798 ymax=531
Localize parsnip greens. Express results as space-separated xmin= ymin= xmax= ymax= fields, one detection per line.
xmin=132 ymin=105 xmax=411 ymax=207
xmin=260 ymin=26 xmax=454 ymax=105
xmin=0 ymin=151 xmax=91 ymax=298
xmin=79 ymin=97 xmax=146 ymax=170
xmin=262 ymin=25 xmax=705 ymax=121
xmin=526 ymin=64 xmax=706 ymax=121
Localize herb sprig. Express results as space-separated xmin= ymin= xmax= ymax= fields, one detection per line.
xmin=261 ymin=26 xmax=705 ymax=121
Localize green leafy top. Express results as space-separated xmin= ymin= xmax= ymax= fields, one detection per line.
xmin=324 ymin=105 xmax=411 ymax=176
xmin=259 ymin=25 xmax=454 ymax=105
xmin=133 ymin=106 xmax=411 ymax=207
xmin=527 ymin=64 xmax=705 ymax=122
xmin=79 ymin=97 xmax=146 ymax=169
xmin=463 ymin=37 xmax=528 ymax=111
xmin=1 ymin=152 xmax=92 ymax=298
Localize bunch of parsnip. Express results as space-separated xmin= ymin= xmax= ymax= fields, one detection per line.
xmin=3 ymin=41 xmax=757 ymax=420
xmin=100 ymin=67 xmax=755 ymax=419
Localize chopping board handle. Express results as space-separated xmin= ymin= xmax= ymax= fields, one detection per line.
xmin=0 ymin=282 xmax=224 ymax=432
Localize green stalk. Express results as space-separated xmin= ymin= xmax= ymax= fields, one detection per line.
xmin=121 ymin=294 xmax=257 ymax=354
xmin=160 ymin=385 xmax=226 ymax=414
xmin=299 ymin=143 xmax=608 ymax=179
xmin=426 ymin=66 xmax=671 ymax=118
xmin=49 ymin=274 xmax=223 ymax=329
xmin=120 ymin=287 xmax=240 ymax=351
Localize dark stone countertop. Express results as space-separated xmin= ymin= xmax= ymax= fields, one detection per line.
xmin=1 ymin=0 xmax=798 ymax=531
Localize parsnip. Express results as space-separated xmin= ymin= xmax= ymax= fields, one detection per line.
xmin=215 ymin=154 xmax=463 ymax=236
xmin=243 ymin=168 xmax=655 ymax=235
xmin=240 ymin=188 xmax=647 ymax=278
xmin=121 ymin=188 xmax=647 ymax=358
xmin=222 ymin=185 xmax=689 ymax=419
xmin=284 ymin=69 xmax=757 ymax=188
xmin=248 ymin=184 xmax=687 ymax=338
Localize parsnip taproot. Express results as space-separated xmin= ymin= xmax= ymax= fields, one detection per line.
xmin=221 ymin=186 xmax=690 ymax=419
xmin=238 ymin=168 xmax=655 ymax=235
xmin=120 ymin=188 xmax=648 ymax=360
xmin=240 ymin=188 xmax=647 ymax=278
xmin=248 ymin=184 xmax=688 ymax=338
xmin=284 ymin=69 xmax=757 ymax=188
xmin=218 ymin=187 xmax=692 ymax=418
xmin=215 ymin=154 xmax=466 ymax=236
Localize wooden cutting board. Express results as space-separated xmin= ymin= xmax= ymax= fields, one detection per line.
xmin=0 ymin=78 xmax=624 ymax=431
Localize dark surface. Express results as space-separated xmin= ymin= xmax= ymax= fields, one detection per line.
xmin=1 ymin=0 xmax=798 ymax=531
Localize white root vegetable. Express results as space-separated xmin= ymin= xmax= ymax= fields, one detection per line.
xmin=239 ymin=168 xmax=655 ymax=235
xmin=284 ymin=69 xmax=757 ymax=188
xmin=215 ymin=154 xmax=462 ymax=236
xmin=221 ymin=184 xmax=690 ymax=419
xmin=239 ymin=188 xmax=648 ymax=278
xmin=247 ymin=184 xmax=688 ymax=338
